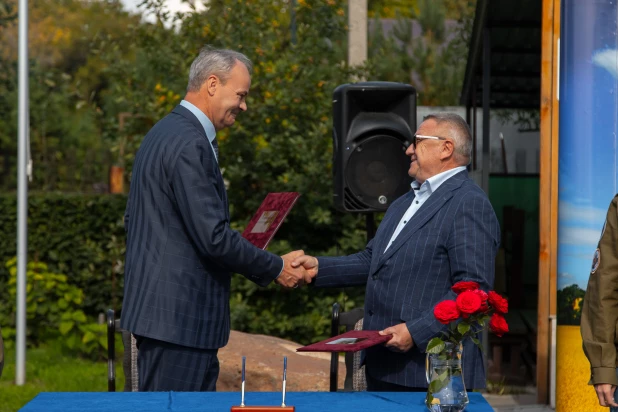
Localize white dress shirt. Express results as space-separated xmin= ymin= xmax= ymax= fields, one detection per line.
xmin=383 ymin=166 xmax=467 ymax=253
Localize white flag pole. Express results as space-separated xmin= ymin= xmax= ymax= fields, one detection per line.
xmin=16 ymin=0 xmax=29 ymax=386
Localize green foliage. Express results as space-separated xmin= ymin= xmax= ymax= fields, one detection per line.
xmin=0 ymin=0 xmax=140 ymax=191
xmin=369 ymin=0 xmax=418 ymax=18
xmin=4 ymin=258 xmax=84 ymax=346
xmin=0 ymin=0 xmax=15 ymax=27
xmin=368 ymin=0 xmax=475 ymax=19
xmin=426 ymin=337 xmax=446 ymax=354
xmin=59 ymin=314 xmax=109 ymax=361
xmin=0 ymin=0 xmax=477 ymax=191
xmin=0 ymin=194 xmax=127 ymax=317
xmin=2 ymin=257 xmax=115 ymax=360
xmin=0 ymin=193 xmax=365 ymax=344
xmin=418 ymin=0 xmax=446 ymax=42
xmin=557 ymin=284 xmax=585 ymax=326
xmin=0 ymin=62 xmax=105 ymax=191
xmin=367 ymin=0 xmax=476 ymax=105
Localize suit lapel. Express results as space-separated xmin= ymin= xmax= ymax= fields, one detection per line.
xmin=376 ymin=171 xmax=468 ymax=268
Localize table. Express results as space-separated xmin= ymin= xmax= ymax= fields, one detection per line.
xmin=20 ymin=391 xmax=494 ymax=411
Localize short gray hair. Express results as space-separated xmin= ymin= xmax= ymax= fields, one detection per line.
xmin=187 ymin=46 xmax=253 ymax=92
xmin=423 ymin=113 xmax=472 ymax=165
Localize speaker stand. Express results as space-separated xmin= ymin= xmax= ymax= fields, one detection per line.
xmin=366 ymin=213 xmax=376 ymax=242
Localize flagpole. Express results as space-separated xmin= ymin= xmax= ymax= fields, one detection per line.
xmin=16 ymin=0 xmax=29 ymax=386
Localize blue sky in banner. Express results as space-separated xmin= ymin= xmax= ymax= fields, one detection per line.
xmin=558 ymin=0 xmax=618 ymax=290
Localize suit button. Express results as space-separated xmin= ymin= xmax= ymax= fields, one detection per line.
xmin=368 ymin=310 xmax=374 ymax=316
xmin=372 ymin=274 xmax=378 ymax=280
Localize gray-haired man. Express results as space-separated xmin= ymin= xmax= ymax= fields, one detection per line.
xmin=121 ymin=46 xmax=311 ymax=392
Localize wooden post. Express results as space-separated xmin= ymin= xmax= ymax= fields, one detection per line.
xmin=348 ymin=0 xmax=367 ymax=68
xmin=109 ymin=166 xmax=124 ymax=194
xmin=109 ymin=112 xmax=131 ymax=194
xmin=537 ymin=0 xmax=560 ymax=404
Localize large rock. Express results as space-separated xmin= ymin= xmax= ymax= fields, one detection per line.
xmin=217 ymin=330 xmax=344 ymax=392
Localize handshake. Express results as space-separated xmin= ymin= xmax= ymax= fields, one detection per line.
xmin=274 ymin=250 xmax=319 ymax=289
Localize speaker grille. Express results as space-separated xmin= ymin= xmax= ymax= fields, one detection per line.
xmin=344 ymin=134 xmax=411 ymax=211
xmin=343 ymin=187 xmax=369 ymax=210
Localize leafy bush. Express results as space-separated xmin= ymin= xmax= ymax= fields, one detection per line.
xmin=4 ymin=258 xmax=84 ymax=346
xmin=2 ymin=258 xmax=112 ymax=359
xmin=59 ymin=314 xmax=110 ymax=361
xmin=0 ymin=192 xmax=368 ymax=346
xmin=0 ymin=194 xmax=127 ymax=318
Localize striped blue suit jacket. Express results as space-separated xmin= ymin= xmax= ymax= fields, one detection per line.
xmin=315 ymin=170 xmax=500 ymax=389
xmin=121 ymin=105 xmax=282 ymax=350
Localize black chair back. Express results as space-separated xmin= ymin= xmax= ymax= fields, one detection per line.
xmin=107 ymin=309 xmax=139 ymax=392
xmin=330 ymin=302 xmax=365 ymax=391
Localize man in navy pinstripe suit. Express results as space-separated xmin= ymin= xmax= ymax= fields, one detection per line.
xmin=121 ymin=47 xmax=310 ymax=392
xmin=293 ymin=113 xmax=500 ymax=391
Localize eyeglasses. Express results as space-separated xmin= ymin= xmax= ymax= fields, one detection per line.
xmin=413 ymin=134 xmax=448 ymax=147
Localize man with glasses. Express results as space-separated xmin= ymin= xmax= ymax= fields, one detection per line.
xmin=291 ymin=113 xmax=500 ymax=391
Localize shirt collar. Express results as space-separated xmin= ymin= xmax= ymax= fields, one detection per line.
xmin=179 ymin=100 xmax=216 ymax=143
xmin=411 ymin=166 xmax=467 ymax=194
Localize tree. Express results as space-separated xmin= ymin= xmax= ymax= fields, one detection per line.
xmin=367 ymin=0 xmax=476 ymax=105
xmin=0 ymin=0 xmax=140 ymax=191
xmin=557 ymin=284 xmax=586 ymax=325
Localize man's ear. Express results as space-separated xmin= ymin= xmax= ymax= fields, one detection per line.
xmin=440 ymin=139 xmax=455 ymax=160
xmin=205 ymin=75 xmax=218 ymax=96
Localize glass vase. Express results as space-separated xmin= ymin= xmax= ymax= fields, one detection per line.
xmin=425 ymin=341 xmax=469 ymax=412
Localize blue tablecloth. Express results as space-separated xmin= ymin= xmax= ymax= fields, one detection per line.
xmin=19 ymin=391 xmax=494 ymax=411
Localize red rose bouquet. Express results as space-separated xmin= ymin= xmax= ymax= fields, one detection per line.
xmin=428 ymin=281 xmax=509 ymax=354
xmin=424 ymin=282 xmax=509 ymax=409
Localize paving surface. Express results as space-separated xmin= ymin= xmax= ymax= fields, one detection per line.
xmin=484 ymin=394 xmax=554 ymax=411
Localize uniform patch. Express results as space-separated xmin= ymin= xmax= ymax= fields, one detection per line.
xmin=591 ymin=248 xmax=601 ymax=274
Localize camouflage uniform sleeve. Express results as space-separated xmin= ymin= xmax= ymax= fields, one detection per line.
xmin=581 ymin=195 xmax=618 ymax=386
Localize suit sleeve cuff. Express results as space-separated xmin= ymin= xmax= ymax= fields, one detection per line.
xmin=590 ymin=367 xmax=618 ymax=386
xmin=405 ymin=316 xmax=443 ymax=352
xmin=275 ymin=257 xmax=284 ymax=279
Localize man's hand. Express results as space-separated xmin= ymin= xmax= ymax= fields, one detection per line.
xmin=291 ymin=254 xmax=319 ymax=280
xmin=594 ymin=383 xmax=618 ymax=407
xmin=379 ymin=323 xmax=414 ymax=353
xmin=276 ymin=250 xmax=311 ymax=289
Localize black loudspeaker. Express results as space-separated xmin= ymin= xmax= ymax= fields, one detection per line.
xmin=332 ymin=82 xmax=416 ymax=212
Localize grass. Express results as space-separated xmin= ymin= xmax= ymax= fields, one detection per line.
xmin=0 ymin=342 xmax=124 ymax=412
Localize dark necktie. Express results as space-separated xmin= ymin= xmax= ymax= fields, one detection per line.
xmin=212 ymin=138 xmax=219 ymax=161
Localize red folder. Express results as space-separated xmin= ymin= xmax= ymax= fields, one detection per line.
xmin=296 ymin=330 xmax=392 ymax=353
xmin=241 ymin=192 xmax=301 ymax=250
